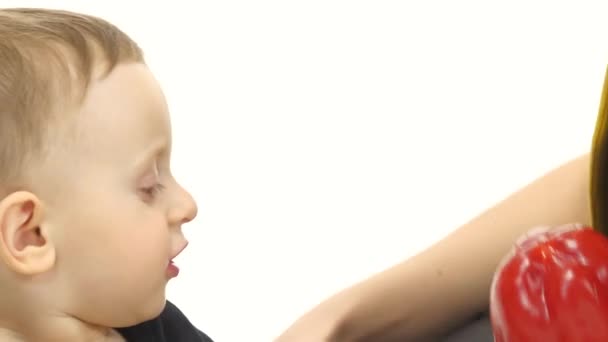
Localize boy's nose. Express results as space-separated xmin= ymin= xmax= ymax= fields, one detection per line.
xmin=168 ymin=183 xmax=198 ymax=226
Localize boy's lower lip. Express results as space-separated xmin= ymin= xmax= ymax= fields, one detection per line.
xmin=167 ymin=261 xmax=179 ymax=278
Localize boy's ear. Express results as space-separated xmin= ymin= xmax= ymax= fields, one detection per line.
xmin=0 ymin=191 xmax=55 ymax=275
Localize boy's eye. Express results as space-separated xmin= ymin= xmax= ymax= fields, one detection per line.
xmin=140 ymin=183 xmax=166 ymax=199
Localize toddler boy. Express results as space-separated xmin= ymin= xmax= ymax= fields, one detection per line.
xmin=0 ymin=7 xmax=213 ymax=342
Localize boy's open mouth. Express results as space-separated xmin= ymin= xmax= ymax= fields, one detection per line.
xmin=167 ymin=241 xmax=189 ymax=278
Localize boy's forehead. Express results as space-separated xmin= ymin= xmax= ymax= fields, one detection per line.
xmin=75 ymin=63 xmax=171 ymax=160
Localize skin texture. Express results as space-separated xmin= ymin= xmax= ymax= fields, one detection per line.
xmin=0 ymin=63 xmax=198 ymax=342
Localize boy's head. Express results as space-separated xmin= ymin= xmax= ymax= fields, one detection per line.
xmin=0 ymin=8 xmax=198 ymax=333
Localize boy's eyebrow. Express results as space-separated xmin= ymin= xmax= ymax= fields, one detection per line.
xmin=132 ymin=138 xmax=168 ymax=171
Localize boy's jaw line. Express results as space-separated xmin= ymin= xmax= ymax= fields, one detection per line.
xmin=0 ymin=241 xmax=193 ymax=341
xmin=0 ymin=313 xmax=126 ymax=342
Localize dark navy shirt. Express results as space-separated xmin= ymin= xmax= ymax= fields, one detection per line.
xmin=116 ymin=301 xmax=214 ymax=342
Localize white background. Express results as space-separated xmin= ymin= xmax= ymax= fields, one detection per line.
xmin=2 ymin=1 xmax=608 ymax=340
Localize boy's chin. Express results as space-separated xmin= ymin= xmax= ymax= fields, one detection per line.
xmin=110 ymin=293 xmax=167 ymax=328
xmin=136 ymin=293 xmax=168 ymax=322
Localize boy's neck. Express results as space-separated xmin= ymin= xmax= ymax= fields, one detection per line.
xmin=0 ymin=284 xmax=128 ymax=342
xmin=0 ymin=316 xmax=126 ymax=342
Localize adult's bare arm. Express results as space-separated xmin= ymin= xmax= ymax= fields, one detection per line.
xmin=276 ymin=153 xmax=592 ymax=341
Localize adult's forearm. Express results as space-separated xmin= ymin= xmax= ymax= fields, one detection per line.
xmin=327 ymin=154 xmax=592 ymax=341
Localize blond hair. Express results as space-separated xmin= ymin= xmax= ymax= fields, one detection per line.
xmin=0 ymin=8 xmax=144 ymax=191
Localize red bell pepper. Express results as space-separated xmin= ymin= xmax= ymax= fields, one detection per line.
xmin=490 ymin=225 xmax=608 ymax=342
